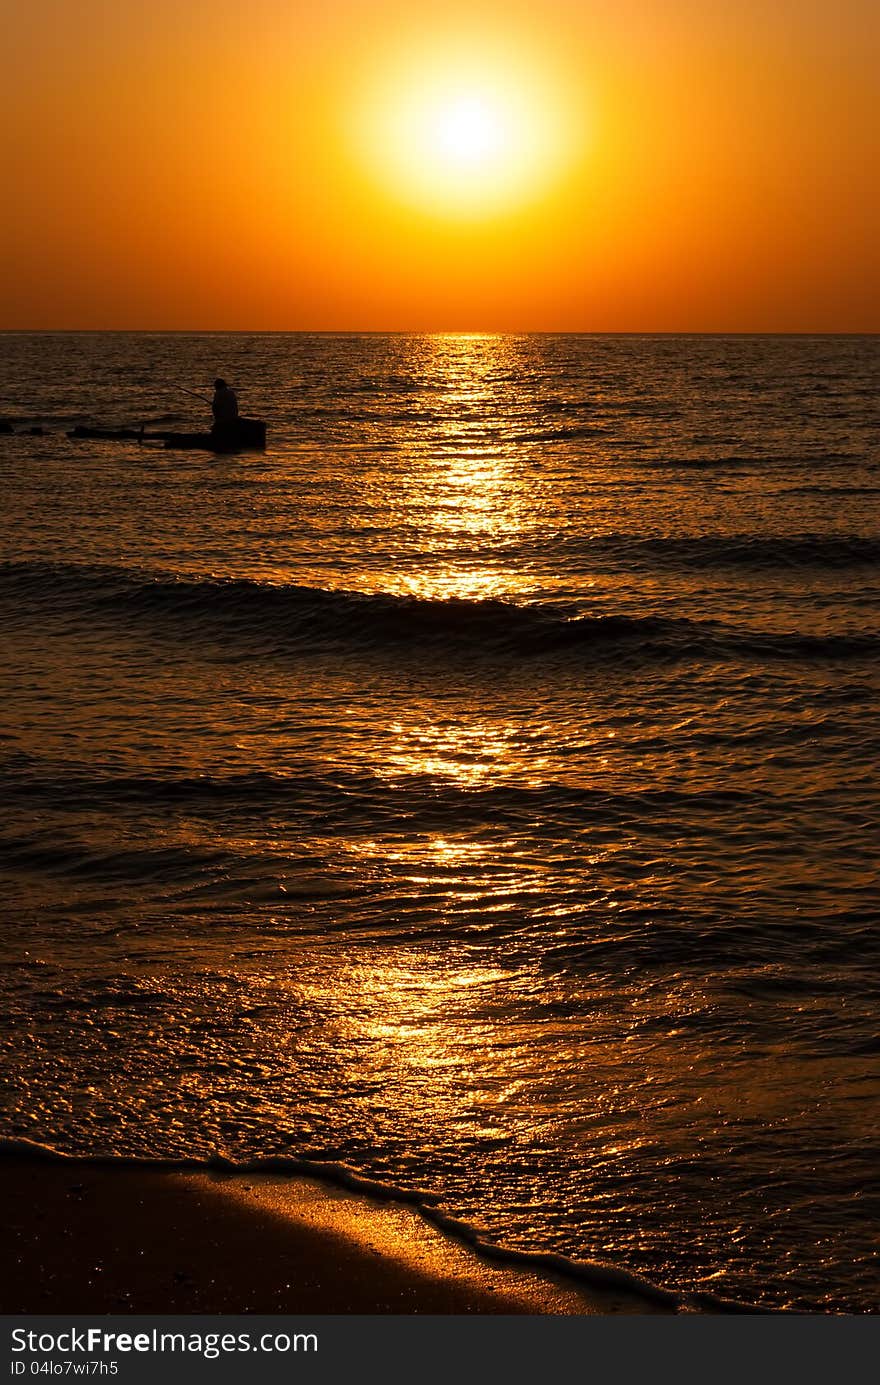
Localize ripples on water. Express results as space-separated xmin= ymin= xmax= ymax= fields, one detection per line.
xmin=0 ymin=332 xmax=878 ymax=1311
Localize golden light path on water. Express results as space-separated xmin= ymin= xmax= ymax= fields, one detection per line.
xmin=253 ymin=334 xmax=635 ymax=1135
xmin=366 ymin=335 xmax=538 ymax=602
xmin=260 ymin=334 xmax=680 ymax=1200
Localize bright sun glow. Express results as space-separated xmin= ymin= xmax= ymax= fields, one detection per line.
xmin=352 ymin=43 xmax=581 ymax=220
xmin=431 ymin=94 xmax=506 ymax=168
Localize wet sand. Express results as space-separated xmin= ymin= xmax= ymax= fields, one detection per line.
xmin=0 ymin=1155 xmax=672 ymax=1315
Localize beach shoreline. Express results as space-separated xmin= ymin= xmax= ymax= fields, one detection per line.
xmin=0 ymin=1153 xmax=676 ymax=1315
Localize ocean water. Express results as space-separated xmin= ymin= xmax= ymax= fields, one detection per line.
xmin=1 ymin=331 xmax=878 ymax=1312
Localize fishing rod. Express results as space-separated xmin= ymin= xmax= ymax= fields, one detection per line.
xmin=176 ymin=382 xmax=262 ymax=416
xmin=127 ymin=385 xmax=211 ymax=442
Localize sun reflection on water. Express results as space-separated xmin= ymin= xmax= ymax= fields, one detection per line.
xmin=377 ymin=335 xmax=543 ymax=602
xmin=376 ymin=715 xmax=555 ymax=788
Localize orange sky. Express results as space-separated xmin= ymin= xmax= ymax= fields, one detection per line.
xmin=1 ymin=0 xmax=878 ymax=330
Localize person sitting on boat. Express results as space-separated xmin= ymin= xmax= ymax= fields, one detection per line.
xmin=212 ymin=378 xmax=239 ymax=426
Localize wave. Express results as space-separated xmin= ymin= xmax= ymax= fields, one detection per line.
xmin=780 ymin=486 xmax=880 ymax=497
xmin=0 ymin=761 xmax=867 ymax=817
xmin=0 ymin=1138 xmax=767 ymax=1313
xmin=549 ymin=532 xmax=880 ymax=571
xmin=639 ymin=450 xmax=865 ymax=470
xmin=1 ymin=560 xmax=877 ymax=666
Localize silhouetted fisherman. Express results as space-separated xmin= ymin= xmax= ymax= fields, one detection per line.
xmin=210 ymin=378 xmax=240 ymax=450
xmin=212 ymin=378 xmax=239 ymax=426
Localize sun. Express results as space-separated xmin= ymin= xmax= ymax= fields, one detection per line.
xmin=352 ymin=42 xmax=580 ymax=220
xmin=410 ymin=83 xmax=524 ymax=200
xmin=430 ymin=94 xmax=506 ymax=170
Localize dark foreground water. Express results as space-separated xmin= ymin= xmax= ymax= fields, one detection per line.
xmin=1 ymin=332 xmax=878 ymax=1312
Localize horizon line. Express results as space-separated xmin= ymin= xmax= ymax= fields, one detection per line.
xmin=1 ymin=328 xmax=878 ymax=338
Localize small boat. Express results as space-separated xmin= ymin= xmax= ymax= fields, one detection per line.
xmin=67 ymin=418 xmax=267 ymax=453
xmin=164 ymin=418 xmax=267 ymax=453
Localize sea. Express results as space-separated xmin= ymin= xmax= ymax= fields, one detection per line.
xmin=1 ymin=331 xmax=878 ymax=1313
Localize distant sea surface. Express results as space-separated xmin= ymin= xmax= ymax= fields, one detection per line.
xmin=1 ymin=332 xmax=878 ymax=1312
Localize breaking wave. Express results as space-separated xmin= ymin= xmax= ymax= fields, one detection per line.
xmin=1 ymin=560 xmax=876 ymax=665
